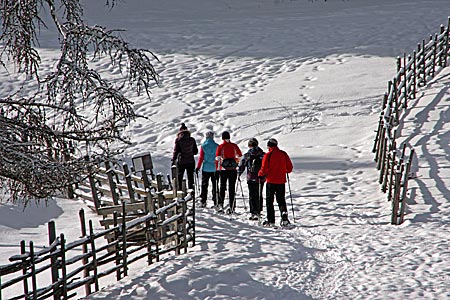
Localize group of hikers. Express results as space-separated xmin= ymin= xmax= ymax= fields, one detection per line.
xmin=171 ymin=123 xmax=293 ymax=227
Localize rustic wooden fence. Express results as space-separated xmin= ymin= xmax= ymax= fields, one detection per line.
xmin=71 ymin=154 xmax=191 ymax=233
xmin=373 ymin=17 xmax=450 ymax=225
xmin=0 ymin=153 xmax=196 ymax=300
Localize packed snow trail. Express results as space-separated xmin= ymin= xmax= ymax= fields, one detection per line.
xmin=2 ymin=0 xmax=450 ymax=299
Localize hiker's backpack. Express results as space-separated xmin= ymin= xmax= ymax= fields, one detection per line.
xmin=248 ymin=154 xmax=263 ymax=174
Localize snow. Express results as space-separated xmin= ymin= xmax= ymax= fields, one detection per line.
xmin=1 ymin=0 xmax=450 ymax=299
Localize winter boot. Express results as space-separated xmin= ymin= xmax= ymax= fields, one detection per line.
xmin=262 ymin=220 xmax=275 ymax=227
xmin=280 ymin=212 xmax=291 ymax=227
xmin=249 ymin=214 xmax=259 ymax=221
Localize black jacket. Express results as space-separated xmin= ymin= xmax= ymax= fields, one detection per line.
xmin=172 ymin=130 xmax=198 ymax=165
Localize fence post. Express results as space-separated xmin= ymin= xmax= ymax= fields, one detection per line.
xmin=156 ymin=174 xmax=165 ymax=210
xmin=86 ymin=156 xmax=100 ymax=211
xmin=372 ymin=116 xmax=383 ymax=154
xmin=413 ymin=50 xmax=417 ymax=99
xmin=422 ymin=39 xmax=427 ymax=85
xmin=378 ymin=138 xmax=388 ymax=185
xmin=121 ymin=201 xmax=128 ymax=277
xmin=189 ymin=191 xmax=196 ymax=247
xmin=432 ymin=34 xmax=437 ymax=77
xmin=444 ymin=17 xmax=450 ymax=67
xmin=20 ymin=240 xmax=29 ymax=298
xmin=156 ymin=174 xmax=167 ymax=240
xmin=29 ymin=241 xmax=37 ymax=300
xmin=89 ymin=220 xmax=99 ymax=292
xmin=48 ymin=221 xmax=59 ymax=300
xmin=175 ymin=200 xmax=181 ymax=256
xmin=130 ymin=166 xmax=142 ymax=200
xmin=171 ymin=165 xmax=178 ymax=196
xmin=182 ymin=198 xmax=188 ymax=254
xmin=403 ymin=53 xmax=408 ymax=108
xmin=123 ymin=162 xmax=136 ymax=202
xmin=387 ymin=151 xmax=397 ymax=202
xmin=182 ymin=179 xmax=187 ymax=196
xmin=78 ymin=209 xmax=91 ymax=296
xmin=391 ymin=169 xmax=402 ymax=225
xmin=381 ymin=151 xmax=391 ymax=193
xmin=60 ymin=234 xmax=68 ymax=300
xmin=392 ymin=78 xmax=399 ymax=124
xmin=112 ymin=212 xmax=121 ymax=280
xmin=382 ymin=92 xmax=388 ymax=110
xmin=439 ymin=24 xmax=446 ymax=66
xmin=145 ymin=215 xmax=154 ymax=265
xmin=376 ymin=127 xmax=386 ymax=169
xmin=105 ymin=161 xmax=119 ymax=205
xmin=398 ymin=149 xmax=415 ymax=224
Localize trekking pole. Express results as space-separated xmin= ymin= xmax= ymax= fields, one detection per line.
xmin=238 ymin=176 xmax=247 ymax=211
xmin=195 ymin=171 xmax=200 ymax=196
xmin=286 ymin=173 xmax=295 ymax=223
xmin=215 ymin=172 xmax=221 ymax=210
xmin=258 ymin=180 xmax=263 ymax=224
xmin=167 ymin=174 xmax=173 ymax=190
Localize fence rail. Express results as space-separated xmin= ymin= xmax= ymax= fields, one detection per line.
xmin=373 ymin=17 xmax=450 ymax=225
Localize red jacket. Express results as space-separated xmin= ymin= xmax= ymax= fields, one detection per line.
xmin=215 ymin=140 xmax=242 ymax=170
xmin=258 ymin=146 xmax=293 ymax=184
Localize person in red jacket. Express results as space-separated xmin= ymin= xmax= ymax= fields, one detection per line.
xmin=258 ymin=138 xmax=293 ymax=227
xmin=215 ymin=131 xmax=242 ymax=214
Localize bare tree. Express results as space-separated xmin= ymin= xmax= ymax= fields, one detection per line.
xmin=0 ymin=0 xmax=159 ymax=202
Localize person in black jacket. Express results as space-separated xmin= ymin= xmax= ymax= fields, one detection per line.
xmin=172 ymin=123 xmax=198 ymax=190
xmin=238 ymin=138 xmax=265 ymax=220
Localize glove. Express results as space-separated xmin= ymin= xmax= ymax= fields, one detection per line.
xmin=195 ymin=168 xmax=199 ymax=175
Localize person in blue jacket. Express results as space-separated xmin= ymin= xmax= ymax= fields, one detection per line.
xmin=195 ymin=131 xmax=219 ymax=208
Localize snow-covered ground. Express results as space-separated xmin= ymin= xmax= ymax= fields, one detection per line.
xmin=1 ymin=0 xmax=450 ymax=299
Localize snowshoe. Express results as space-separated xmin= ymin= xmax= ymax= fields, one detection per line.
xmin=280 ymin=212 xmax=291 ymax=227
xmin=280 ymin=219 xmax=291 ymax=227
xmin=249 ymin=214 xmax=259 ymax=221
xmin=262 ymin=220 xmax=275 ymax=227
xmin=226 ymin=208 xmax=235 ymax=215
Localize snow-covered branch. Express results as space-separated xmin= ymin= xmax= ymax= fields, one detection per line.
xmin=0 ymin=0 xmax=159 ymax=202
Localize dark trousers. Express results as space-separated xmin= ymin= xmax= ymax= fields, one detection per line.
xmin=219 ymin=170 xmax=238 ymax=209
xmin=248 ymin=181 xmax=264 ymax=215
xmin=200 ymin=171 xmax=217 ymax=205
xmin=177 ymin=162 xmax=195 ymax=190
xmin=266 ymin=183 xmax=287 ymax=223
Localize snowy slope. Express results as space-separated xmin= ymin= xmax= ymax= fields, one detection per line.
xmin=1 ymin=0 xmax=450 ymax=299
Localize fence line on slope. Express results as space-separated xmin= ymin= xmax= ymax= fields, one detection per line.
xmin=373 ymin=17 xmax=450 ymax=225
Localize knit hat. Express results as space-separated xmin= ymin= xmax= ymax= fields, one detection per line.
xmin=179 ymin=123 xmax=188 ymax=131
xmin=222 ymin=131 xmax=230 ymax=140
xmin=205 ymin=131 xmax=214 ymax=138
xmin=267 ymin=138 xmax=278 ymax=147
xmin=248 ymin=138 xmax=258 ymax=147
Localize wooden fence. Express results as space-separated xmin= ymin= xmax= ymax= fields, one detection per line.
xmin=0 ymin=154 xmax=196 ymax=300
xmin=373 ymin=17 xmax=450 ymax=225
